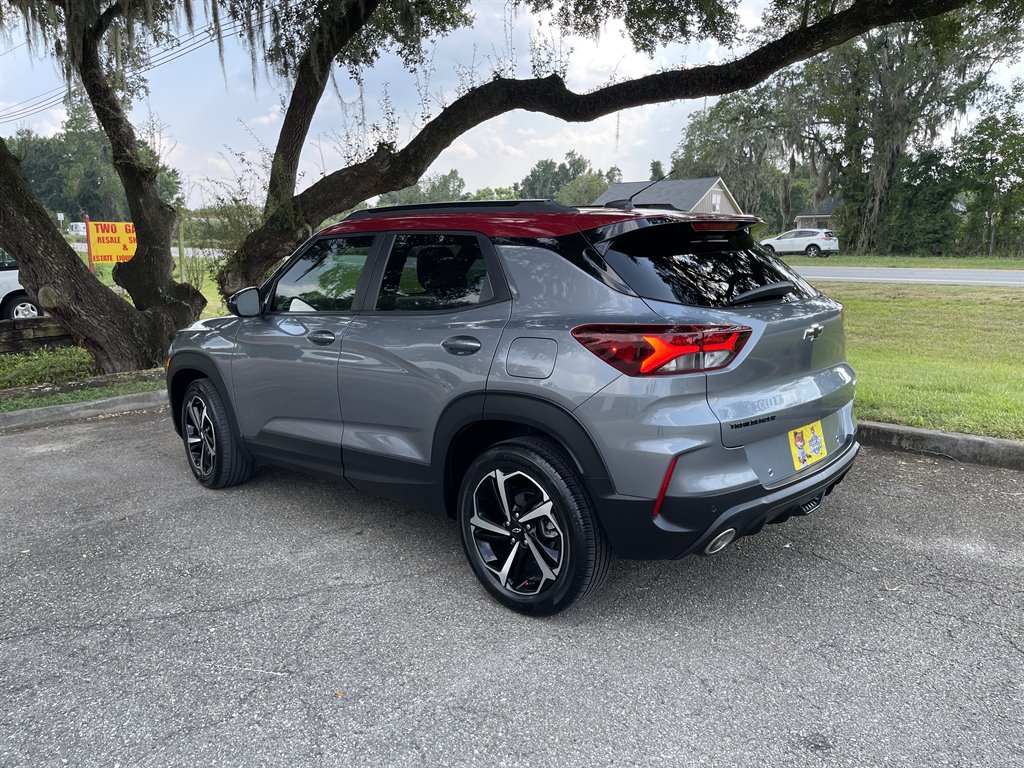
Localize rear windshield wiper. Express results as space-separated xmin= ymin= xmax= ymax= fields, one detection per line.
xmin=729 ymin=281 xmax=794 ymax=305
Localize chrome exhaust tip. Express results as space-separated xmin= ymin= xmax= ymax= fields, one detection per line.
xmin=703 ymin=528 xmax=737 ymax=556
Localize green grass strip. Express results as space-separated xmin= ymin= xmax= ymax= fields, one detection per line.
xmin=817 ymin=282 xmax=1024 ymax=440
xmin=0 ymin=380 xmax=165 ymax=413
xmin=783 ymin=254 xmax=1024 ymax=270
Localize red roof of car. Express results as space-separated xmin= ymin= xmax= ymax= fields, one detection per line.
xmin=318 ymin=207 xmax=760 ymax=240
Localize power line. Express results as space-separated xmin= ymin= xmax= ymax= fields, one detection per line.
xmin=0 ymin=42 xmax=27 ymax=57
xmin=0 ymin=15 xmax=259 ymax=125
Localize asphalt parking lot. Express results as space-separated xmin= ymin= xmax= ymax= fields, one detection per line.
xmin=1 ymin=410 xmax=1022 ymax=767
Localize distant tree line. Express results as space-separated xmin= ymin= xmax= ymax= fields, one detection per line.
xmin=663 ymin=16 xmax=1024 ymax=256
xmin=374 ymin=151 xmax=622 ymax=209
xmin=6 ymin=102 xmax=182 ymax=224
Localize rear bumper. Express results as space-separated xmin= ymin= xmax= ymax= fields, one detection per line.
xmin=593 ymin=438 xmax=860 ymax=559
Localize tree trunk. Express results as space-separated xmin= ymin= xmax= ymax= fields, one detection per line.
xmin=75 ymin=18 xmax=205 ymax=325
xmin=0 ymin=138 xmax=172 ymax=372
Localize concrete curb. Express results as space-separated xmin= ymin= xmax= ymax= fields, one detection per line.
xmin=1 ymin=391 xmax=1021 ymax=472
xmin=0 ymin=390 xmax=168 ymax=432
xmin=857 ymin=421 xmax=1024 ymax=471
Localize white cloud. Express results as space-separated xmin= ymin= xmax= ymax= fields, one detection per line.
xmin=249 ymin=103 xmax=281 ymax=126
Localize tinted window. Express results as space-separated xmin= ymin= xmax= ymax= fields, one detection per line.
xmin=272 ymin=236 xmax=374 ymax=312
xmin=601 ymin=224 xmax=817 ymax=308
xmin=0 ymin=247 xmax=16 ymax=270
xmin=375 ymin=233 xmax=491 ymax=311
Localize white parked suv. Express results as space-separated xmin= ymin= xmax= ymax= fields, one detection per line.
xmin=760 ymin=229 xmax=839 ymax=258
xmin=0 ymin=247 xmax=42 ymax=319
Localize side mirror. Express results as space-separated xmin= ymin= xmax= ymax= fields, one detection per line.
xmin=227 ymin=287 xmax=262 ymax=317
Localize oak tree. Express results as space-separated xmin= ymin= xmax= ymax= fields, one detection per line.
xmin=0 ymin=0 xmax=1012 ymax=371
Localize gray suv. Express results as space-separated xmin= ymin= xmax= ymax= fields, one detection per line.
xmin=167 ymin=201 xmax=859 ymax=614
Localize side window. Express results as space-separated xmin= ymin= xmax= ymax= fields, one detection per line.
xmin=778 ymin=231 xmax=795 ymax=240
xmin=0 ymin=247 xmax=16 ymax=270
xmin=375 ymin=233 xmax=492 ymax=312
xmin=272 ymin=235 xmax=374 ymax=312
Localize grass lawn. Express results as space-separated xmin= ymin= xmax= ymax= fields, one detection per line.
xmin=817 ymin=282 xmax=1024 ymax=440
xmin=0 ymin=380 xmax=165 ymax=413
xmin=783 ymin=254 xmax=1024 ymax=270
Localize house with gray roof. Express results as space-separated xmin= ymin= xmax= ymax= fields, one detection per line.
xmin=794 ymin=196 xmax=841 ymax=229
xmin=591 ymin=177 xmax=742 ymax=215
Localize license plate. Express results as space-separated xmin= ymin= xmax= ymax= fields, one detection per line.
xmin=789 ymin=420 xmax=828 ymax=471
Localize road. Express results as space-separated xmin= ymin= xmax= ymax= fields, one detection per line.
xmin=795 ymin=265 xmax=1024 ymax=286
xmin=2 ymin=411 xmax=1022 ymax=767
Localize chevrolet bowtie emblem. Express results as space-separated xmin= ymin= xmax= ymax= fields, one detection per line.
xmin=803 ymin=324 xmax=824 ymax=341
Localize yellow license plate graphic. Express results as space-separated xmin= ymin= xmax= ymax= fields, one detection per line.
xmin=789 ymin=420 xmax=828 ymax=471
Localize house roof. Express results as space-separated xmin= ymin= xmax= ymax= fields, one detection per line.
xmin=797 ymin=196 xmax=841 ymax=218
xmin=591 ymin=177 xmax=725 ymax=211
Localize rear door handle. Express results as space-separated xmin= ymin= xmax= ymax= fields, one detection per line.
xmin=441 ymin=335 xmax=482 ymax=355
xmin=307 ymin=329 xmax=336 ymax=346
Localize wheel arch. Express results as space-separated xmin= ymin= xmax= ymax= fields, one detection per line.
xmin=434 ymin=392 xmax=613 ymax=518
xmin=167 ymin=352 xmax=244 ymax=452
xmin=1 ymin=290 xmax=33 ymax=316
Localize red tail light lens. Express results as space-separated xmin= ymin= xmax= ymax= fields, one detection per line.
xmin=571 ymin=324 xmax=751 ymax=376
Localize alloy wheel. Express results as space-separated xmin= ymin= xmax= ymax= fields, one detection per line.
xmin=468 ymin=469 xmax=565 ymax=596
xmin=184 ymin=394 xmax=217 ymax=477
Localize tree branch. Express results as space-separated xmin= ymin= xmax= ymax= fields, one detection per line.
xmin=224 ymin=0 xmax=980 ymax=291
xmin=75 ymin=17 xmax=202 ymax=318
xmin=93 ymin=1 xmax=125 ymax=37
xmin=295 ymin=0 xmax=971 ymax=223
xmin=264 ymin=0 xmax=383 ymax=216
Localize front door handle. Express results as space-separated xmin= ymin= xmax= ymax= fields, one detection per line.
xmin=441 ymin=335 xmax=482 ymax=356
xmin=307 ymin=329 xmax=336 ymax=346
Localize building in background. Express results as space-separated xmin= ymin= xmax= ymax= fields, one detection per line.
xmin=592 ymin=177 xmax=743 ymax=215
xmin=794 ymin=196 xmax=841 ymax=229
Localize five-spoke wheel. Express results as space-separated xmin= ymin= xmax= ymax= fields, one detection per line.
xmin=459 ymin=437 xmax=611 ymax=615
xmin=469 ymin=468 xmax=566 ymax=596
xmin=184 ymin=393 xmax=217 ymax=478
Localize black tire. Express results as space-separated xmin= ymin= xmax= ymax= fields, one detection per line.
xmin=458 ymin=436 xmax=612 ymax=615
xmin=1 ymin=293 xmax=42 ymax=319
xmin=180 ymin=378 xmax=253 ymax=489
xmin=763 ymin=244 xmax=775 ymax=255
xmin=805 ymin=244 xmax=821 ymax=258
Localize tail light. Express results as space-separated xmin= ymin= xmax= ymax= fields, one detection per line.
xmin=571 ymin=324 xmax=751 ymax=376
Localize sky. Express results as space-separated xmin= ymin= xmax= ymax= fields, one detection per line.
xmin=0 ymin=1 xmax=1019 ymax=210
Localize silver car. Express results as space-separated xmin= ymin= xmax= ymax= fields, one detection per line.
xmin=167 ymin=201 xmax=859 ymax=615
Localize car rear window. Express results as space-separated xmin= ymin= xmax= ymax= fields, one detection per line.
xmin=596 ymin=223 xmax=818 ymax=308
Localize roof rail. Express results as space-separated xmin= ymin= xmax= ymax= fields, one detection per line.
xmin=344 ymin=199 xmax=576 ymax=220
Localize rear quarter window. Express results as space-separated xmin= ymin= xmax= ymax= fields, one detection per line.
xmin=598 ymin=224 xmax=818 ymax=308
